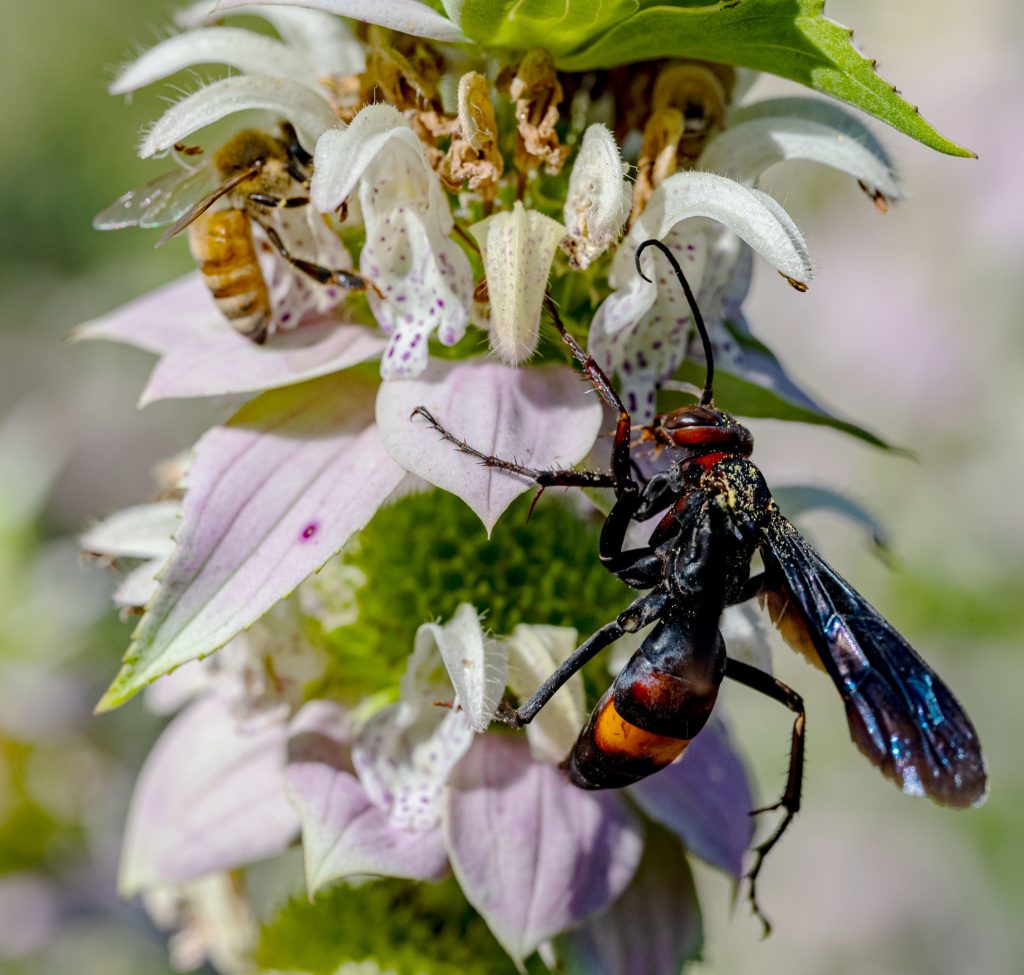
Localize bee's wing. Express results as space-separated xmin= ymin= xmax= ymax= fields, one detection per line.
xmin=154 ymin=164 xmax=264 ymax=247
xmin=758 ymin=512 xmax=987 ymax=808
xmin=93 ymin=166 xmax=218 ymax=231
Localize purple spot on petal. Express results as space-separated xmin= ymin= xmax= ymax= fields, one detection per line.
xmin=300 ymin=522 xmax=319 ymax=541
xmin=281 ymin=312 xmax=293 ymax=323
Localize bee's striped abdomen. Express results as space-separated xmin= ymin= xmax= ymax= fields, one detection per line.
xmin=189 ymin=209 xmax=270 ymax=343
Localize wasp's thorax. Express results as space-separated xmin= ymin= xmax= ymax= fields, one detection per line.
xmin=651 ymin=404 xmax=753 ymax=460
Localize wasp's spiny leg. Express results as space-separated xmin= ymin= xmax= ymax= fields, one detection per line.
xmin=411 ymin=406 xmax=617 ymax=488
xmin=724 ymin=657 xmax=806 ymax=937
xmin=543 ymin=297 xmax=635 ymax=492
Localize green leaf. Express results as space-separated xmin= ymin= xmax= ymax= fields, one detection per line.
xmin=557 ymin=0 xmax=973 ymax=157
xmin=670 ymin=359 xmax=899 ymax=451
xmin=773 ymin=483 xmax=892 ymax=558
xmin=450 ymin=0 xmax=639 ymax=57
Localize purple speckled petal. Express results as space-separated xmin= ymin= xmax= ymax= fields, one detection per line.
xmin=352 ymin=624 xmax=476 ymax=831
xmin=628 ymin=718 xmax=754 ymax=879
xmin=554 ymin=828 xmax=702 ymax=975
xmin=119 ymin=695 xmax=297 ymax=895
xmin=285 ymin=700 xmax=449 ymax=889
xmin=444 ymin=734 xmax=644 ymax=963
xmin=97 ymin=373 xmax=405 ymax=711
xmin=376 ymin=360 xmax=603 ymax=533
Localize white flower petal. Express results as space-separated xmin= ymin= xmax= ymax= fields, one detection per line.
xmin=562 ymin=124 xmax=632 ymax=269
xmin=363 ymin=203 xmax=472 ymax=379
xmin=506 ymin=625 xmax=585 ymax=764
xmin=632 ymin=172 xmax=811 ymax=285
xmin=81 ymin=502 xmax=180 ymax=561
xmin=421 ymin=603 xmax=507 ymax=733
xmin=590 ymin=227 xmax=709 ymax=420
xmin=215 ymin=0 xmax=469 ymax=44
xmin=352 ymin=631 xmax=475 ymax=831
xmin=140 ymin=75 xmax=339 ymax=158
xmin=728 ymin=96 xmax=901 ymax=192
xmin=312 ymin=105 xmax=439 ymax=216
xmin=470 ymin=202 xmax=565 ymax=364
xmin=700 ymin=114 xmax=903 ymax=201
xmin=111 ymin=29 xmax=317 ymax=95
xmin=314 ymin=106 xmax=471 ymax=374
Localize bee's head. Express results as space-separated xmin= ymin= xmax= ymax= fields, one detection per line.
xmin=213 ymin=129 xmax=286 ymax=176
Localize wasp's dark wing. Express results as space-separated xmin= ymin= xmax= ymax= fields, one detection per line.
xmin=758 ymin=512 xmax=987 ymax=808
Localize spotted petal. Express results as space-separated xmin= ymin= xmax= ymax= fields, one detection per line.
xmin=444 ymin=734 xmax=644 ymax=962
xmin=376 ymin=359 xmax=604 ymax=533
xmin=352 ymin=624 xmax=475 ymax=831
xmin=314 ymin=106 xmax=473 ymax=375
xmin=97 ymin=373 xmax=405 ymax=711
xmin=139 ymin=75 xmax=339 ymax=158
xmin=285 ymin=701 xmax=449 ymax=889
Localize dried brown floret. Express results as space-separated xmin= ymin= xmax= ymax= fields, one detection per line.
xmin=440 ymin=72 xmax=504 ymax=200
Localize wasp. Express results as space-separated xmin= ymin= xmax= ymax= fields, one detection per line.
xmin=414 ymin=238 xmax=988 ymax=931
xmin=94 ymin=125 xmax=367 ymax=343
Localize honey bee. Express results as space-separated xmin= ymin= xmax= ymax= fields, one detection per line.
xmin=94 ymin=125 xmax=365 ymax=343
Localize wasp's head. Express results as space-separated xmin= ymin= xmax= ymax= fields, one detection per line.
xmin=651 ymin=403 xmax=753 ymax=459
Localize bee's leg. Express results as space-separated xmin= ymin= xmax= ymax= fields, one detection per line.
xmin=261 ymin=224 xmax=372 ymax=293
xmin=249 ymin=193 xmax=310 ymax=209
xmin=281 ymin=121 xmax=313 ymax=175
xmin=410 ymin=406 xmax=616 ymax=488
xmin=724 ymin=657 xmax=806 ymax=937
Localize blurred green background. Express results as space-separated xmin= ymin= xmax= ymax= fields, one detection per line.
xmin=0 ymin=1 xmax=1021 ymax=973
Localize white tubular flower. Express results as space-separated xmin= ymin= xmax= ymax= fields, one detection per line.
xmin=591 ymin=171 xmax=812 ymax=420
xmin=313 ymin=105 xmax=474 ymax=378
xmin=138 ymin=75 xmax=340 ymax=158
xmin=705 ymin=96 xmax=904 ymax=208
xmin=561 ymin=124 xmax=632 ymax=270
xmin=470 ymin=201 xmax=566 ymax=364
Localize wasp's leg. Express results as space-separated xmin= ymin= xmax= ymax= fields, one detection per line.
xmin=261 ymin=224 xmax=372 ymax=292
xmin=498 ymin=589 xmax=668 ymax=728
xmin=724 ymin=657 xmax=806 ymax=937
xmin=248 ymin=192 xmax=310 ymax=209
xmin=544 ymin=298 xmax=634 ymax=492
xmin=411 ymin=406 xmax=618 ymax=488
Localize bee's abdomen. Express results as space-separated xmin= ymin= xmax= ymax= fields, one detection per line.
xmin=189 ymin=210 xmax=270 ymax=343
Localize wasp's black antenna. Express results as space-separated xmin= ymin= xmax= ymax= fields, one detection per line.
xmin=635 ymin=238 xmax=715 ymax=406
